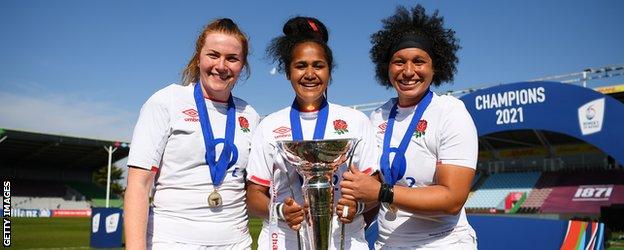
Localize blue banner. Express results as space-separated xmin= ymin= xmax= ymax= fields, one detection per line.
xmin=468 ymin=215 xmax=568 ymax=250
xmin=90 ymin=207 xmax=123 ymax=248
xmin=460 ymin=81 xmax=624 ymax=163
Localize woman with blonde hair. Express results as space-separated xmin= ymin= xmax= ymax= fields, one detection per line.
xmin=124 ymin=18 xmax=260 ymax=249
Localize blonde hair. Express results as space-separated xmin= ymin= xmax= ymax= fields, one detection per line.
xmin=181 ymin=18 xmax=250 ymax=85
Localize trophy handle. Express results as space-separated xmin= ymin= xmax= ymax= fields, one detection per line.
xmin=346 ymin=138 xmax=362 ymax=171
xmin=274 ymin=143 xmax=304 ymax=250
xmin=340 ymin=138 xmax=362 ymax=250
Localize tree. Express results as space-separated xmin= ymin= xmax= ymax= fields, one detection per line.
xmin=93 ymin=164 xmax=124 ymax=197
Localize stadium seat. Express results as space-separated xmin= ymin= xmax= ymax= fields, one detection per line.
xmin=519 ymin=172 xmax=558 ymax=213
xmin=465 ymin=172 xmax=541 ymax=211
xmin=13 ymin=196 xmax=90 ymax=209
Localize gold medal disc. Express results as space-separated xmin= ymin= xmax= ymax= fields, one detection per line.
xmin=208 ymin=190 xmax=223 ymax=208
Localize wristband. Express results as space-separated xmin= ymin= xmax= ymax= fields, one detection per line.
xmin=274 ymin=202 xmax=285 ymax=221
xmin=356 ymin=201 xmax=365 ymax=215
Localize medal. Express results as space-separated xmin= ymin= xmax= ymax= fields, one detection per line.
xmin=380 ymin=90 xmax=433 ymax=186
xmin=208 ymin=190 xmax=223 ymax=208
xmin=381 ymin=203 xmax=398 ymax=221
xmin=194 ymin=82 xmax=238 ymax=208
xmin=382 ymin=202 xmax=398 ymax=217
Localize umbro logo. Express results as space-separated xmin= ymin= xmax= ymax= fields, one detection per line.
xmin=377 ymin=122 xmax=387 ymax=134
xmin=183 ymin=109 xmax=199 ymax=122
xmin=183 ymin=109 xmax=198 ymax=117
xmin=273 ymin=126 xmax=291 ymax=134
xmin=273 ymin=126 xmax=291 ymax=139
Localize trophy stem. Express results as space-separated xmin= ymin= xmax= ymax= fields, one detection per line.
xmin=303 ymin=175 xmax=334 ymax=250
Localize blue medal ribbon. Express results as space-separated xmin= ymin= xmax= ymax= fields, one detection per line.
xmin=193 ymin=82 xmax=238 ymax=187
xmin=380 ymin=90 xmax=433 ymax=186
xmin=289 ymin=99 xmax=329 ymax=141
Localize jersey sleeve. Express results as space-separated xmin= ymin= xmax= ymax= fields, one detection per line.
xmin=245 ymin=121 xmax=274 ymax=187
xmin=437 ymin=101 xmax=478 ymax=169
xmin=355 ymin=114 xmax=379 ymax=176
xmin=127 ymin=91 xmax=171 ymax=170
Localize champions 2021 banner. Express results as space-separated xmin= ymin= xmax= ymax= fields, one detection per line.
xmin=459 ymin=81 xmax=624 ymax=163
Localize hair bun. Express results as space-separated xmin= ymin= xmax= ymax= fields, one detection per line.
xmin=282 ymin=16 xmax=329 ymax=43
xmin=216 ymin=18 xmax=236 ymax=29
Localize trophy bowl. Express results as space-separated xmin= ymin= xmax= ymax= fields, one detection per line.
xmin=276 ymin=138 xmax=358 ymax=250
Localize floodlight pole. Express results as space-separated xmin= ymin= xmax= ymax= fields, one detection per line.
xmin=582 ymin=70 xmax=589 ymax=88
xmin=104 ymin=145 xmax=118 ymax=208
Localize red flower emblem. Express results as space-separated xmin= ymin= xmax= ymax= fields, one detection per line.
xmin=333 ymin=119 xmax=349 ymax=135
xmin=238 ymin=116 xmax=250 ymax=133
xmin=416 ymin=120 xmax=427 ymax=132
xmin=414 ymin=120 xmax=427 ymax=138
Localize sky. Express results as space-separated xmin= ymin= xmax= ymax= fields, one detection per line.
xmin=1 ymin=0 xmax=623 ymax=142
xmin=1 ymin=1 xmax=623 ymax=182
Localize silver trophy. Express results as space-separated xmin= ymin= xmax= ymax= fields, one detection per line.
xmin=276 ymin=138 xmax=358 ymax=250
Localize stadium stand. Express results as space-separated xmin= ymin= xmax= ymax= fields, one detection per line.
xmin=13 ymin=197 xmax=90 ymax=209
xmin=471 ymin=171 xmax=483 ymax=189
xmin=66 ymin=181 xmax=108 ymax=199
xmin=11 ymin=179 xmax=68 ymax=198
xmin=481 ymin=169 xmax=624 ymax=215
xmin=8 ymin=178 xmax=120 ymax=209
xmin=518 ymin=172 xmax=559 ymax=213
xmin=465 ymin=172 xmax=541 ymax=212
xmin=0 ymin=128 xmax=129 ymax=213
xmin=540 ymin=170 xmax=624 ymax=214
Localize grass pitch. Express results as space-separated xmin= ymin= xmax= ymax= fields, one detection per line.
xmin=12 ymin=217 xmax=96 ymax=249
xmin=11 ymin=217 xmax=263 ymax=249
xmin=12 ymin=217 xmax=623 ymax=249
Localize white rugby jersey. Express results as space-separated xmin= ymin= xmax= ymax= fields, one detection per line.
xmin=127 ymin=83 xmax=260 ymax=245
xmin=246 ymin=102 xmax=379 ymax=249
xmin=370 ymin=94 xmax=478 ymax=248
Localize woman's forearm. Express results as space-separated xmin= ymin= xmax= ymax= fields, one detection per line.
xmin=124 ymin=168 xmax=153 ymax=250
xmin=391 ymin=165 xmax=474 ymax=215
xmin=246 ymin=182 xmax=271 ymax=218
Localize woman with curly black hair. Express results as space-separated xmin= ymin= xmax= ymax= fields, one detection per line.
xmin=341 ymin=5 xmax=478 ymax=249
xmin=245 ymin=16 xmax=379 ymax=249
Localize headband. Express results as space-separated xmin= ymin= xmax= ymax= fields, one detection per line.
xmin=389 ymin=34 xmax=433 ymax=58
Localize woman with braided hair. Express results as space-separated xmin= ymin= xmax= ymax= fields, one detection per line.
xmin=246 ymin=16 xmax=379 ymax=249
xmin=341 ymin=5 xmax=478 ymax=249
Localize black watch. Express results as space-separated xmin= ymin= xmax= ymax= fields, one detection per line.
xmin=378 ymin=183 xmax=394 ymax=204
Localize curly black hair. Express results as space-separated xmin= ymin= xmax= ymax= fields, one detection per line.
xmin=266 ymin=16 xmax=334 ymax=78
xmin=370 ymin=5 xmax=460 ymax=87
